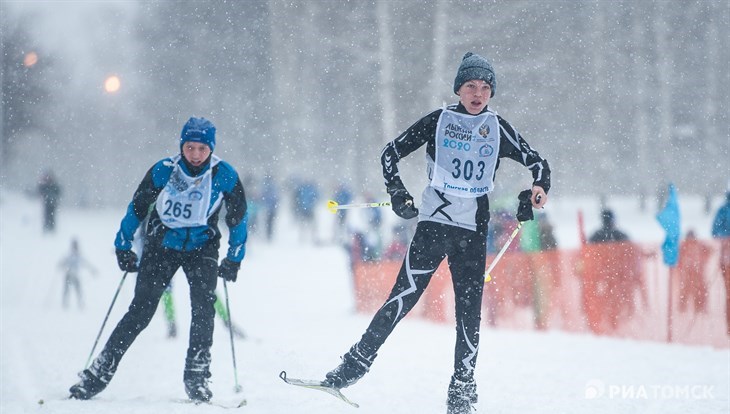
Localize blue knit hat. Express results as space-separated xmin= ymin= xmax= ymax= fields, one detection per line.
xmin=180 ymin=117 xmax=216 ymax=152
xmin=453 ymin=52 xmax=496 ymax=97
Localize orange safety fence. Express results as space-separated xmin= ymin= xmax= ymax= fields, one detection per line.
xmin=352 ymin=239 xmax=730 ymax=349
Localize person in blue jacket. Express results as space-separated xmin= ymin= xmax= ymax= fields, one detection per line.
xmin=711 ymin=189 xmax=730 ymax=334
xmin=69 ymin=117 xmax=248 ymax=402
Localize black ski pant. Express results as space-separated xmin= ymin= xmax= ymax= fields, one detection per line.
xmin=63 ymin=272 xmax=83 ymax=309
xmin=356 ymin=220 xmax=487 ymax=381
xmin=100 ymin=244 xmax=219 ymax=374
xmin=43 ymin=201 xmax=57 ymax=232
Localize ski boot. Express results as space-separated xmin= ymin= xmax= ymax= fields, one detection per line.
xmin=323 ymin=344 xmax=375 ymax=389
xmin=69 ymin=350 xmax=117 ymax=400
xmin=184 ymin=350 xmax=213 ymax=402
xmin=446 ymin=375 xmax=478 ymax=414
xmin=184 ymin=370 xmax=212 ymax=402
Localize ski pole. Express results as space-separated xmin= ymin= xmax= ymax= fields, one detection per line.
xmin=484 ymin=222 xmax=523 ymax=283
xmin=326 ymin=199 xmax=391 ymax=213
xmin=223 ymin=279 xmax=243 ymax=393
xmin=484 ymin=192 xmax=542 ymax=282
xmin=85 ymin=271 xmax=128 ymax=369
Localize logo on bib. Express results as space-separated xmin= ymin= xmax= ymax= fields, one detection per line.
xmin=479 ymin=144 xmax=494 ymax=157
xmin=444 ymin=123 xmax=473 ymax=141
xmin=169 ymin=172 xmax=189 ymax=193
xmin=479 ymin=123 xmax=490 ymax=138
xmin=189 ymin=190 xmax=203 ymax=201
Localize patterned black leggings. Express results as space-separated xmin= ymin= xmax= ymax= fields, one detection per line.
xmin=356 ymin=220 xmax=486 ymax=380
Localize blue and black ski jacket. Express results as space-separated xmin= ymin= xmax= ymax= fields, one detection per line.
xmin=114 ymin=154 xmax=248 ymax=263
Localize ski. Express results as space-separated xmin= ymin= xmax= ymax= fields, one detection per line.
xmin=37 ymin=396 xmax=72 ymax=406
xmin=279 ymin=370 xmax=359 ymax=408
xmin=42 ymin=397 xmax=246 ymax=409
xmin=174 ymin=398 xmax=247 ymax=409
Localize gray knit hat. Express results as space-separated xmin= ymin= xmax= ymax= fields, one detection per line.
xmin=453 ymin=52 xmax=496 ymax=97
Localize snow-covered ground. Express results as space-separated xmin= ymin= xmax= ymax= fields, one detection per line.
xmin=1 ymin=190 xmax=728 ymax=414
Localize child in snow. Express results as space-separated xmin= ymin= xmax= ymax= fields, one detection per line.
xmin=320 ymin=52 xmax=551 ymax=414
xmin=69 ymin=117 xmax=248 ymax=402
xmin=57 ymin=238 xmax=97 ymax=309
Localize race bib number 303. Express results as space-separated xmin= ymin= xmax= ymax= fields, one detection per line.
xmin=431 ymin=109 xmax=499 ymax=198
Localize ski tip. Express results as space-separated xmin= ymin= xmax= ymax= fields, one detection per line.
xmin=279 ymin=370 xmax=288 ymax=381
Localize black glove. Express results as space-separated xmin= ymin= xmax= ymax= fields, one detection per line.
xmin=115 ymin=249 xmax=139 ymax=272
xmin=516 ymin=189 xmax=535 ymax=222
xmin=389 ymin=188 xmax=419 ymax=220
xmin=218 ymin=258 xmax=241 ymax=282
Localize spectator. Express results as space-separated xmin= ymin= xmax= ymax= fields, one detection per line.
xmin=531 ymin=213 xmax=560 ymax=330
xmin=382 ymin=223 xmax=411 ymax=261
xmin=332 ymin=184 xmax=353 ymax=244
xmin=38 ymin=170 xmax=61 ymax=233
xmin=589 ymin=209 xmax=629 ymax=243
xmin=677 ymin=230 xmax=710 ymax=314
xmin=519 ymin=218 xmax=541 ymax=253
xmin=243 ymin=175 xmax=260 ymax=235
xmin=711 ymin=190 xmax=730 ymax=334
xmin=260 ymin=175 xmax=280 ymax=242
xmin=294 ymin=180 xmax=320 ymax=244
xmin=363 ymin=193 xmax=383 ymax=259
xmin=537 ymin=213 xmax=558 ymax=251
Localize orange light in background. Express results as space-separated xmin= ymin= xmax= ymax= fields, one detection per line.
xmin=24 ymin=52 xmax=38 ymax=67
xmin=104 ymin=75 xmax=121 ymax=93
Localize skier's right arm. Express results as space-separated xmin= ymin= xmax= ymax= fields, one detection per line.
xmin=380 ymin=109 xmax=440 ymax=195
xmin=380 ymin=110 xmax=440 ymax=219
xmin=114 ymin=163 xmax=168 ymax=250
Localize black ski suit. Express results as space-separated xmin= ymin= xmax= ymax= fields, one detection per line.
xmin=354 ymin=102 xmax=551 ymax=381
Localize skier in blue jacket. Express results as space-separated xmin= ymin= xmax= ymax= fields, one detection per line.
xmin=69 ymin=117 xmax=248 ymax=402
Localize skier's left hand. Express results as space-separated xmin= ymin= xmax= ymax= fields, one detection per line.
xmin=531 ymin=186 xmax=547 ymax=209
xmin=390 ymin=188 xmax=419 ymax=220
xmin=218 ymin=258 xmax=241 ymax=282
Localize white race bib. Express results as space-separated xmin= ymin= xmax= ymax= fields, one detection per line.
xmin=430 ymin=109 xmax=499 ymax=198
xmin=155 ymin=155 xmax=220 ymax=228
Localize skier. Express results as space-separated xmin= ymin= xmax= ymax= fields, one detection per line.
xmin=57 ymin=238 xmax=97 ymax=309
xmin=320 ymin=52 xmax=550 ymax=414
xmin=69 ymin=117 xmax=248 ymax=402
xmin=161 ymin=283 xmax=247 ymax=340
xmin=161 ymin=284 xmax=178 ymax=338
